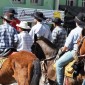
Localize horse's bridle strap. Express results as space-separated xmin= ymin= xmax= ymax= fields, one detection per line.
xmin=44 ymin=56 xmax=56 ymax=61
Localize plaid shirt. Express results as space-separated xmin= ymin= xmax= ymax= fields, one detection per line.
xmin=51 ymin=26 xmax=67 ymax=52
xmin=0 ymin=22 xmax=18 ymax=52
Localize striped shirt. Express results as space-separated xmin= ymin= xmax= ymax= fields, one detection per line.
xmin=51 ymin=26 xmax=67 ymax=52
xmin=17 ymin=31 xmax=33 ymax=52
xmin=0 ymin=22 xmax=18 ymax=52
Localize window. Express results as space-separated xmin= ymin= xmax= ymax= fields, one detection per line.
xmin=66 ymin=0 xmax=76 ymax=6
xmin=12 ymin=0 xmax=25 ymax=4
xmin=30 ymin=0 xmax=43 ymax=6
xmin=82 ymin=0 xmax=85 ymax=7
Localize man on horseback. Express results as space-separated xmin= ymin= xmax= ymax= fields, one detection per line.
xmin=5 ymin=8 xmax=20 ymax=33
xmin=51 ymin=17 xmax=67 ymax=53
xmin=56 ymin=13 xmax=85 ymax=85
xmin=29 ymin=12 xmax=51 ymax=41
xmin=0 ymin=15 xmax=18 ymax=54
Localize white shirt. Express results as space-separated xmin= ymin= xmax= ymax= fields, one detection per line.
xmin=42 ymin=21 xmax=52 ymax=41
xmin=65 ymin=25 xmax=83 ymax=51
xmin=29 ymin=22 xmax=50 ymax=41
xmin=17 ymin=31 xmax=33 ymax=52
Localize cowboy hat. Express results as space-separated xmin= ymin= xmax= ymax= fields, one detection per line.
xmin=32 ymin=12 xmax=46 ymax=20
xmin=52 ymin=17 xmax=63 ymax=25
xmin=74 ymin=13 xmax=85 ymax=26
xmin=8 ymin=8 xmax=17 ymax=15
xmin=16 ymin=21 xmax=30 ymax=29
xmin=0 ymin=15 xmax=11 ymax=22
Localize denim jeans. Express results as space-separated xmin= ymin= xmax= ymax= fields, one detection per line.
xmin=82 ymin=79 xmax=85 ymax=85
xmin=56 ymin=50 xmax=75 ymax=85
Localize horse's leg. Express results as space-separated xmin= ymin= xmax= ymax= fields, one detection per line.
xmin=12 ymin=61 xmax=31 ymax=85
xmin=27 ymin=61 xmax=34 ymax=85
xmin=30 ymin=59 xmax=41 ymax=85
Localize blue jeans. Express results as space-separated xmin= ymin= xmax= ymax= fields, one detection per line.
xmin=56 ymin=50 xmax=75 ymax=85
xmin=82 ymin=79 xmax=85 ymax=85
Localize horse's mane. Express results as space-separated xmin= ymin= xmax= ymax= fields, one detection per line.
xmin=38 ymin=36 xmax=56 ymax=49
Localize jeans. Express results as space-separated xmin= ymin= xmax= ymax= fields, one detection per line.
xmin=82 ymin=79 xmax=85 ymax=85
xmin=56 ymin=50 xmax=75 ymax=85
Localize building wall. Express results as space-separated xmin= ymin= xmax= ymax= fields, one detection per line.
xmin=60 ymin=0 xmax=66 ymax=5
xmin=78 ymin=0 xmax=82 ymax=7
xmin=59 ymin=0 xmax=83 ymax=7
xmin=0 ymin=0 xmax=54 ymax=23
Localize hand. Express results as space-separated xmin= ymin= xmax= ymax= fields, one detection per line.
xmin=57 ymin=48 xmax=65 ymax=57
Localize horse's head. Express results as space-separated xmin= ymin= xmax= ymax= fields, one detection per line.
xmin=31 ymin=34 xmax=45 ymax=60
xmin=31 ymin=41 xmax=46 ymax=61
xmin=31 ymin=36 xmax=57 ymax=61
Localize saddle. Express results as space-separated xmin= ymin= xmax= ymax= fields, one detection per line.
xmin=65 ymin=55 xmax=85 ymax=78
xmin=0 ymin=47 xmax=17 ymax=57
xmin=0 ymin=48 xmax=17 ymax=68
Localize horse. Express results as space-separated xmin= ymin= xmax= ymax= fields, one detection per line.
xmin=31 ymin=35 xmax=85 ymax=85
xmin=31 ymin=36 xmax=58 ymax=85
xmin=0 ymin=50 xmax=41 ymax=85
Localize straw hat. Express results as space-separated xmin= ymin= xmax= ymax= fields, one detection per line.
xmin=16 ymin=21 xmax=30 ymax=29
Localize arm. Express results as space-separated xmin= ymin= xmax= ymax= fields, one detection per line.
xmin=62 ymin=30 xmax=74 ymax=52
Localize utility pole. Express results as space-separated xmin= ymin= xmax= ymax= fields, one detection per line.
xmin=55 ymin=0 xmax=59 ymax=10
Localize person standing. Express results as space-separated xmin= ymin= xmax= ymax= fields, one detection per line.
xmin=29 ymin=12 xmax=51 ymax=41
xmin=51 ymin=17 xmax=67 ymax=53
xmin=16 ymin=21 xmax=33 ymax=52
xmin=56 ymin=13 xmax=85 ymax=85
xmin=0 ymin=15 xmax=18 ymax=53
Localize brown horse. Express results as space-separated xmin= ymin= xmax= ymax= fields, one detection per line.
xmin=0 ymin=51 xmax=41 ymax=85
xmin=31 ymin=35 xmax=85 ymax=85
xmin=64 ymin=29 xmax=85 ymax=85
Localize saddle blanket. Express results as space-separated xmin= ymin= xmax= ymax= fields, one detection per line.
xmin=0 ymin=52 xmax=17 ymax=68
xmin=0 ymin=58 xmax=7 ymax=68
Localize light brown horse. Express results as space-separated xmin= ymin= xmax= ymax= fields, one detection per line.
xmin=31 ymin=36 xmax=58 ymax=85
xmin=31 ymin=35 xmax=85 ymax=85
xmin=0 ymin=51 xmax=41 ymax=85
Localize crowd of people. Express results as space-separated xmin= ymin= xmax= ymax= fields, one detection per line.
xmin=0 ymin=8 xmax=85 ymax=85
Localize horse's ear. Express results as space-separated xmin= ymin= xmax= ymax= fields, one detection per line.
xmin=34 ymin=34 xmax=37 ymax=43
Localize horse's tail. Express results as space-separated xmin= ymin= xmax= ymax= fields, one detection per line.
xmin=30 ymin=59 xmax=41 ymax=85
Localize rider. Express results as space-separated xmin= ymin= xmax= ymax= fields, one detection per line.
xmin=51 ymin=17 xmax=67 ymax=53
xmin=6 ymin=8 xmax=20 ymax=32
xmin=56 ymin=13 xmax=85 ymax=85
xmin=40 ymin=12 xmax=52 ymax=41
xmin=29 ymin=12 xmax=51 ymax=41
xmin=0 ymin=15 xmax=19 ymax=53
xmin=16 ymin=21 xmax=33 ymax=52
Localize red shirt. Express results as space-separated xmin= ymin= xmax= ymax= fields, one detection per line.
xmin=10 ymin=18 xmax=20 ymax=31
